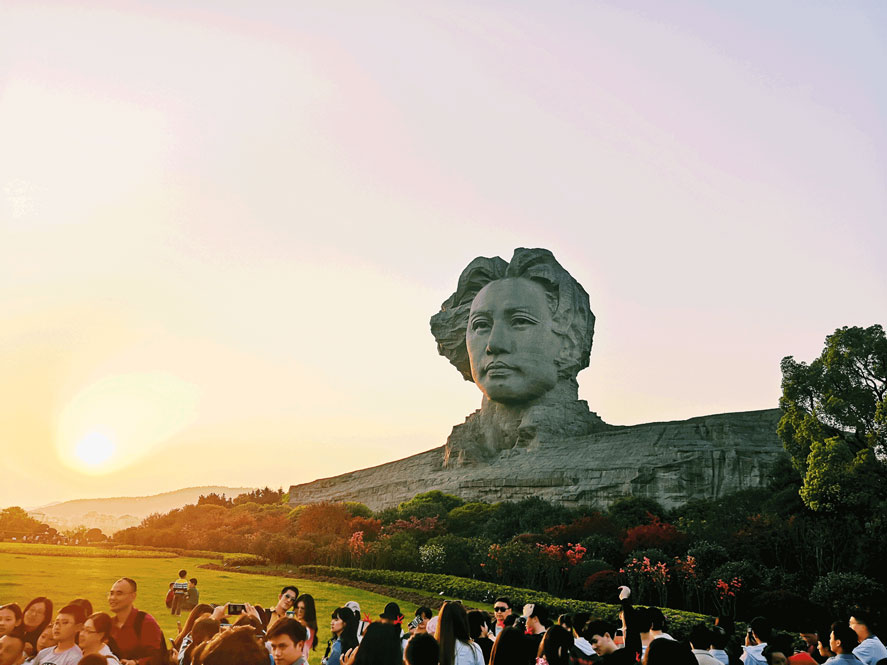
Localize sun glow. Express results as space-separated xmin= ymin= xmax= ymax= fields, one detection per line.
xmin=74 ymin=431 xmax=116 ymax=468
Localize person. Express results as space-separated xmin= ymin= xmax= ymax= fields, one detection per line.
xmin=107 ymin=577 xmax=165 ymax=665
xmin=582 ymin=620 xmax=635 ymax=665
xmin=379 ymin=603 xmax=402 ymax=627
xmin=743 ymin=617 xmax=772 ymax=665
xmin=183 ymin=580 xmax=199 ymax=613
xmin=408 ymin=608 xmax=433 ymax=641
xmin=709 ymin=626 xmax=733 ymax=665
xmin=269 ymin=619 xmax=309 ymax=665
xmin=537 ymin=625 xmax=572 ymax=665
xmin=762 ymin=643 xmax=791 ymax=665
xmin=0 ymin=605 xmax=23 ymax=639
xmin=68 ymin=602 xmax=92 ymax=620
xmin=261 ymin=586 xmax=299 ymax=632
xmin=31 ymin=604 xmax=85 ymax=665
xmin=489 ymin=626 xmax=530 ymax=665
xmin=344 ymin=603 xmax=369 ymax=642
xmin=200 ymin=625 xmax=268 ymax=665
xmin=556 ymin=614 xmax=593 ymax=665
xmin=22 ymin=599 xmax=53 ymax=657
xmin=522 ymin=603 xmax=549 ymax=663
xmin=436 ymin=602 xmax=483 ymax=665
xmin=345 ymin=622 xmax=402 ymax=665
xmin=644 ymin=638 xmax=696 ymax=665
xmin=799 ymin=630 xmax=826 ymax=665
xmin=405 ymin=633 xmax=439 ymax=665
xmin=78 ymin=656 xmax=108 ymax=665
xmin=322 ymin=608 xmax=358 ymax=665
xmin=78 ymin=613 xmax=120 ymax=664
xmin=849 ymin=611 xmax=887 ymax=665
xmin=466 ymin=610 xmax=493 ymax=663
xmin=491 ymin=600 xmax=511 ymax=638
xmin=648 ymin=609 xmax=674 ymax=643
xmin=295 ymin=594 xmax=319 ymax=662
xmin=180 ymin=618 xmax=219 ymax=665
xmin=170 ymin=570 xmax=189 ymax=616
xmin=0 ymin=635 xmax=25 ymax=665
xmin=825 ymin=622 xmax=860 ymax=663
xmin=171 ymin=604 xmax=214 ymax=654
xmin=689 ymin=625 xmax=722 ymax=665
xmin=27 ymin=624 xmax=57 ymax=662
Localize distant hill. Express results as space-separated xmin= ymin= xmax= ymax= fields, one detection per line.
xmin=28 ymin=486 xmax=257 ymax=535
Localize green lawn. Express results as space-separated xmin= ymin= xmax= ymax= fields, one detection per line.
xmin=0 ymin=544 xmax=410 ymax=649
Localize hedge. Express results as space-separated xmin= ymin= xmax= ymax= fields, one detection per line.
xmin=299 ymin=565 xmax=718 ymax=640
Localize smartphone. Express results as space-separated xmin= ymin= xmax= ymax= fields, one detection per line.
xmin=228 ymin=603 xmax=246 ymax=615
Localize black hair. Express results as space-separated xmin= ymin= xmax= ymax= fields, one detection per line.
xmin=750 ymin=616 xmax=772 ymax=644
xmin=493 ymin=597 xmax=511 ymax=609
xmin=331 ymin=607 xmax=359 ymax=654
xmin=645 ymin=638 xmax=696 ymax=665
xmin=416 ymin=607 xmax=433 ymax=621
xmin=710 ymin=625 xmax=729 ymax=650
xmin=353 ymin=623 xmax=402 ymax=665
xmin=178 ymin=569 xmax=187 ymax=577
xmin=280 ymin=585 xmax=299 ymax=597
xmin=488 ymin=626 xmax=527 ymax=665
xmin=466 ymin=610 xmax=490 ymax=641
xmin=405 ymin=632 xmax=440 ymax=665
xmin=189 ymin=578 xmax=198 ymax=585
xmin=689 ymin=623 xmax=712 ymax=649
xmin=539 ymin=625 xmax=573 ymax=665
xmin=582 ymin=620 xmax=614 ymax=641
xmin=266 ymin=618 xmax=308 ymax=645
xmin=649 ymin=607 xmax=666 ymax=631
xmin=295 ymin=594 xmax=318 ymax=649
xmin=831 ymin=621 xmax=859 ymax=653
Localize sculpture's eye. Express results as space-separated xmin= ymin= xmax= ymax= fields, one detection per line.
xmin=511 ymin=314 xmax=536 ymax=327
xmin=470 ymin=318 xmax=491 ymax=332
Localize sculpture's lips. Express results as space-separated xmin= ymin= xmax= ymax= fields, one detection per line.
xmin=485 ymin=361 xmax=517 ymax=373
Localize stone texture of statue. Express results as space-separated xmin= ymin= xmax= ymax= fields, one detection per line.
xmin=288 ymin=248 xmax=787 ymax=511
xmin=430 ymin=249 xmax=608 ymax=465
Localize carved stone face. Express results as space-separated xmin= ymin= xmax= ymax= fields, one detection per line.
xmin=466 ymin=277 xmax=560 ymax=404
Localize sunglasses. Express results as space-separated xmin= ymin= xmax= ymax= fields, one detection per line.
xmin=493 ymin=607 xmax=508 ymax=612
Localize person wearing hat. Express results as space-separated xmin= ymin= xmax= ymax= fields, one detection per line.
xmin=379 ymin=603 xmax=403 ymax=626
xmin=344 ymin=602 xmax=368 ymax=643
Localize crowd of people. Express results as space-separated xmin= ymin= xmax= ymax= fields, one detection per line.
xmin=1 ymin=580 xmax=885 ymax=665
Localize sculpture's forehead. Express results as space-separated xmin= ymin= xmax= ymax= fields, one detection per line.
xmin=469 ymin=277 xmax=549 ymax=313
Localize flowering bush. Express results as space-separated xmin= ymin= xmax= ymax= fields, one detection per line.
xmin=419 ymin=543 xmax=446 ymax=572
xmin=621 ymin=555 xmax=670 ymax=605
xmin=348 ymin=531 xmax=367 ymax=567
xmin=712 ymin=576 xmax=742 ymax=618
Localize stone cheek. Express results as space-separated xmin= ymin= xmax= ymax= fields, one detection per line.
xmin=288 ymin=408 xmax=786 ymax=510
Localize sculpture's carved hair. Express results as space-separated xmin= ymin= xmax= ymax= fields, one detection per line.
xmin=430 ymin=248 xmax=594 ymax=382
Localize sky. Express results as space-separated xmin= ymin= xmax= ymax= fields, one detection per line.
xmin=1 ymin=0 xmax=885 ymax=509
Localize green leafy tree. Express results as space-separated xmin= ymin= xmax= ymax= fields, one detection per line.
xmin=778 ymin=324 xmax=887 ymax=512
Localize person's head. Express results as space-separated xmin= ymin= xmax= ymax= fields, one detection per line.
xmin=430 ymin=249 xmax=594 ymax=405
xmin=52 ymin=605 xmax=86 ymax=646
xmin=78 ymin=613 xmax=113 ymax=655
xmin=849 ymin=609 xmax=875 ymax=641
xmin=178 ymin=569 xmax=187 ymax=578
xmin=492 ymin=598 xmax=511 ymax=622
xmin=525 ymin=603 xmax=549 ymax=634
xmin=749 ymin=616 xmax=772 ymax=645
xmin=330 ymin=607 xmax=359 ymax=651
xmin=710 ymin=625 xmax=729 ymax=651
xmin=643 ymin=638 xmax=696 ymax=665
xmin=176 ymin=603 xmax=214 ymax=648
xmin=466 ymin=610 xmax=490 ymax=641
xmin=634 ymin=607 xmax=653 ymax=634
xmin=0 ymin=635 xmax=24 ymax=665
xmin=189 ymin=578 xmax=198 ymax=588
xmin=276 ymin=586 xmax=299 ymax=612
xmin=688 ymin=623 xmax=712 ymax=650
xmin=648 ymin=608 xmax=666 ymax=632
xmin=583 ymin=620 xmax=618 ymax=657
xmin=379 ymin=602 xmax=401 ymax=626
xmin=68 ymin=600 xmax=92 ymax=619
xmin=489 ymin=626 xmax=529 ymax=665
xmin=799 ymin=630 xmax=818 ymax=647
xmin=352 ymin=623 xmax=402 ymax=665
xmin=35 ymin=624 xmax=56 ymax=651
xmin=294 ymin=594 xmax=318 ymax=648
xmin=538 ymin=625 xmax=573 ymax=665
xmin=191 ymin=617 xmax=221 ymax=647
xmin=817 ymin=631 xmax=834 ymax=659
xmin=22 ymin=598 xmax=53 ymax=633
xmin=78 ymin=655 xmax=109 ymax=665
xmin=405 ymin=631 xmax=440 ymax=665
xmin=436 ymin=602 xmax=471 ymax=665
xmin=108 ymin=578 xmax=137 ymax=615
xmin=414 ymin=607 xmax=433 ymax=633
xmin=266 ymin=619 xmax=308 ymax=665
xmin=830 ymin=621 xmax=859 ymax=654
xmin=0 ymin=606 xmax=22 ymax=638
xmin=201 ymin=625 xmax=268 ymax=665
xmin=762 ymin=642 xmax=790 ymax=665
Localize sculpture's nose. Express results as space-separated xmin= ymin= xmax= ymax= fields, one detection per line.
xmin=485 ymin=320 xmax=511 ymax=354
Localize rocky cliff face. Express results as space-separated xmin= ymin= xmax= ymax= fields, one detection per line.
xmin=288 ymin=408 xmax=785 ymax=510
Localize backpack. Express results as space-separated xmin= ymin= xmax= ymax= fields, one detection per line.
xmin=133 ymin=610 xmax=169 ymax=665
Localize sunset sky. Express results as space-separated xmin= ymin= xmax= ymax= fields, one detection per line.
xmin=2 ymin=1 xmax=885 ymax=509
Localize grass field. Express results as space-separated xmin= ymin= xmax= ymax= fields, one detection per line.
xmin=0 ymin=543 xmax=411 ymax=649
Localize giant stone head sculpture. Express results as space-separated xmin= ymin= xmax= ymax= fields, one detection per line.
xmin=430 ymin=248 xmax=594 ymax=405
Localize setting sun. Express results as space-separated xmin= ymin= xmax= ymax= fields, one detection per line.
xmin=74 ymin=431 xmax=116 ymax=468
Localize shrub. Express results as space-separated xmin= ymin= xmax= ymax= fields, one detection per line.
xmin=567 ymin=559 xmax=611 ymax=594
xmin=686 ymin=541 xmax=730 ymax=580
xmin=623 ymin=518 xmax=687 ymax=555
xmin=222 ymin=553 xmax=269 ymax=567
xmin=583 ymin=569 xmax=620 ymax=602
xmin=607 ymin=496 xmax=665 ymax=529
xmin=580 ymin=534 xmax=622 ymax=566
xmin=810 ymin=572 xmax=882 ymax=619
xmin=745 ymin=590 xmax=828 ymax=631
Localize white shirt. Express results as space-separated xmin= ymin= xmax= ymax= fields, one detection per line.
xmin=31 ymin=645 xmax=83 ymax=665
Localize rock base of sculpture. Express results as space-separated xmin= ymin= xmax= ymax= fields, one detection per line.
xmin=288 ymin=408 xmax=785 ymax=511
